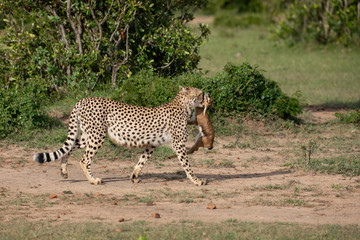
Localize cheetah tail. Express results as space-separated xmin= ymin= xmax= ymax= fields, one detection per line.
xmin=33 ymin=105 xmax=80 ymax=164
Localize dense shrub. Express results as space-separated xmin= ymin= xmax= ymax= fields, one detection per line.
xmin=214 ymin=11 xmax=264 ymax=28
xmin=0 ymin=0 xmax=209 ymax=90
xmin=204 ymin=0 xmax=266 ymax=15
xmin=271 ymin=0 xmax=360 ymax=46
xmin=206 ymin=0 xmax=289 ymax=28
xmin=112 ymin=70 xmax=180 ymax=108
xmin=202 ymin=63 xmax=302 ymax=118
xmin=0 ymin=80 xmax=51 ymax=138
xmin=113 ymin=63 xmax=302 ymax=119
xmin=0 ymin=62 xmax=302 ymax=139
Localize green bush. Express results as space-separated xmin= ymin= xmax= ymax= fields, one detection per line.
xmin=206 ymin=0 xmax=286 ymax=28
xmin=203 ymin=63 xmax=302 ymax=118
xmin=0 ymin=80 xmax=51 ymax=138
xmin=214 ymin=11 xmax=264 ymax=28
xmin=113 ymin=63 xmax=302 ymax=119
xmin=112 ymin=70 xmax=180 ymax=108
xmin=271 ymin=0 xmax=360 ymax=46
xmin=0 ymin=0 xmax=209 ymax=90
xmin=204 ymin=0 xmax=265 ymax=14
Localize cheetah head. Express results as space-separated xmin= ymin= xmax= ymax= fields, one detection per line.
xmin=179 ymin=86 xmax=203 ymax=109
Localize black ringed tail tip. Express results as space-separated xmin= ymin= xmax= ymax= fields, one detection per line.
xmin=33 ymin=153 xmax=45 ymax=164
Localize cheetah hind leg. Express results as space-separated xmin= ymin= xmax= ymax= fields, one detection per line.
xmin=60 ymin=155 xmax=69 ymax=179
xmin=60 ymin=133 xmax=87 ymax=179
xmin=130 ymin=146 xmax=157 ymax=183
xmin=79 ymin=134 xmax=105 ymax=185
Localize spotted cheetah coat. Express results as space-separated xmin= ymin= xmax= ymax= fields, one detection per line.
xmin=33 ymin=86 xmax=206 ymax=186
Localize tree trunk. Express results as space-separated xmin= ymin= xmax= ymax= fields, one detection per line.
xmin=111 ymin=65 xmax=119 ymax=88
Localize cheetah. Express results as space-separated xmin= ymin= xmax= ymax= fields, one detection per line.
xmin=187 ymin=92 xmax=214 ymax=154
xmin=33 ymin=86 xmax=206 ymax=186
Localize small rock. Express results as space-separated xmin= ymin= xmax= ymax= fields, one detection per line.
xmin=206 ymin=201 xmax=216 ymax=210
xmin=118 ymin=218 xmax=125 ymax=222
xmin=49 ymin=194 xmax=58 ymax=199
xmin=152 ymin=212 xmax=160 ymax=218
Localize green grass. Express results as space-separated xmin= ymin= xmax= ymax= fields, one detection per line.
xmin=308 ymin=155 xmax=360 ymax=177
xmin=0 ymin=219 xmax=359 ymax=240
xmin=198 ymin=25 xmax=360 ymax=107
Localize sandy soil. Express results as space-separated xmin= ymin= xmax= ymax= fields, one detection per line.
xmin=0 ymin=109 xmax=359 ymax=225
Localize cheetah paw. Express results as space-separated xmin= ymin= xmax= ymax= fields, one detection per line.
xmin=195 ymin=179 xmax=207 ymax=186
xmin=91 ymin=178 xmax=104 ymax=185
xmin=130 ymin=173 xmax=142 ymax=183
xmin=61 ymin=172 xmax=68 ymax=179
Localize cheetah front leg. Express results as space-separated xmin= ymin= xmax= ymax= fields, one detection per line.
xmin=130 ymin=146 xmax=157 ymax=183
xmin=173 ymin=142 xmax=206 ymax=186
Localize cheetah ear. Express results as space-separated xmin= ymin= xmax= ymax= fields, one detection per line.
xmin=179 ymin=86 xmax=189 ymax=93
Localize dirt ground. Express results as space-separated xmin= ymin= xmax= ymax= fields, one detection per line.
xmin=0 ymin=109 xmax=359 ymax=225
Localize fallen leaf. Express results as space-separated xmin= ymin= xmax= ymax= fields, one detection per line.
xmin=49 ymin=194 xmax=58 ymax=199
xmin=206 ymin=201 xmax=216 ymax=210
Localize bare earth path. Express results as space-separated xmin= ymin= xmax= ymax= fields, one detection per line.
xmin=1 ymin=109 xmax=359 ymax=225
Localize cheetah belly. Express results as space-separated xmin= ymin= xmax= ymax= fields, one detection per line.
xmin=107 ymin=127 xmax=172 ymax=148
